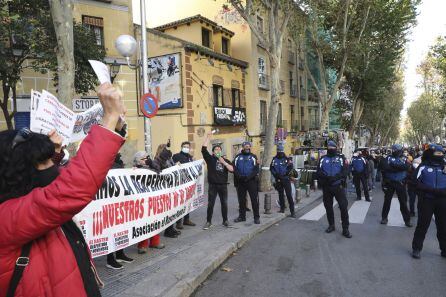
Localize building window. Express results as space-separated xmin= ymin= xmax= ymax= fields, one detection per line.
xmin=232 ymin=88 xmax=240 ymax=108
xmin=82 ymin=15 xmax=104 ymax=47
xmin=257 ymin=16 xmax=264 ymax=34
xmin=277 ymin=103 xmax=283 ymax=126
xmin=202 ymin=28 xmax=211 ymax=48
xmin=260 ymin=100 xmax=267 ymax=133
xmin=222 ymin=37 xmax=229 ymax=55
xmin=213 ymin=84 xmax=224 ymax=107
xmin=290 ymin=105 xmax=295 ymax=123
xmin=258 ymin=57 xmax=266 ymax=74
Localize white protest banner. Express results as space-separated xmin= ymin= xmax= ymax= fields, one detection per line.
xmin=88 ymin=60 xmax=111 ymax=84
xmin=74 ymin=160 xmax=205 ymax=258
xmin=30 ymin=90 xmax=104 ymax=145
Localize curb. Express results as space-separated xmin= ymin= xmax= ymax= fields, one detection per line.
xmin=163 ymin=193 xmax=322 ymax=297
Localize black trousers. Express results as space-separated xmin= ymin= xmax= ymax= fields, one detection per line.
xmin=353 ymin=173 xmax=370 ymax=199
xmin=207 ymin=184 xmax=228 ymax=223
xmin=382 ymin=181 xmax=410 ymax=222
xmin=276 ymin=179 xmax=295 ymax=214
xmin=237 ymin=179 xmax=260 ymax=220
xmin=412 ymin=196 xmax=446 ymax=252
xmin=407 ymin=186 xmax=417 ymax=214
xmin=322 ymin=185 xmax=349 ymax=228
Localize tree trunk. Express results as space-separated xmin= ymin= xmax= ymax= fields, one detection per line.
xmin=49 ymin=0 xmax=75 ymax=107
xmin=319 ymin=97 xmax=332 ymax=132
xmin=1 ymin=82 xmax=14 ymax=130
xmin=348 ymin=99 xmax=364 ymax=138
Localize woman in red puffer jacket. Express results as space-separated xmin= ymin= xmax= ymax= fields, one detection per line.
xmin=0 ymin=83 xmax=125 ymax=297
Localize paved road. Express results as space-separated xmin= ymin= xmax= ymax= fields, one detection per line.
xmin=193 ymin=184 xmax=446 ymax=297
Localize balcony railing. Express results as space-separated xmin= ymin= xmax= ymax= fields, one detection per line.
xmin=290 ymin=84 xmax=297 ymax=97
xmin=288 ymin=51 xmax=296 ymax=64
xmin=280 ymin=80 xmax=285 ymax=94
xmin=258 ymin=73 xmax=270 ymax=90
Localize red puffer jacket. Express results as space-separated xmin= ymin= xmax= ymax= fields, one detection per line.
xmin=0 ymin=125 xmax=124 ymax=297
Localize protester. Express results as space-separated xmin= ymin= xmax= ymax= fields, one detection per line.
xmin=173 ymin=141 xmax=196 ymax=229
xmin=380 ymin=144 xmax=412 ymax=227
xmin=407 ymin=154 xmax=421 ymax=217
xmin=233 ymin=141 xmax=261 ymax=224
xmin=132 ymin=151 xmax=165 ymax=254
xmin=201 ymin=132 xmax=234 ymax=229
xmin=411 ymin=144 xmax=446 ymax=259
xmin=316 ymin=140 xmax=352 ymax=238
xmin=106 ymin=153 xmax=134 ymax=269
xmin=351 ymin=150 xmax=371 ymax=201
xmin=270 ymin=143 xmax=296 ymax=218
xmin=0 ymin=83 xmax=125 ymax=296
xmin=365 ymin=150 xmax=375 ymax=190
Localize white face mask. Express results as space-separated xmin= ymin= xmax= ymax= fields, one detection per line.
xmin=413 ymin=163 xmax=419 ymax=169
xmin=182 ymin=147 xmax=190 ymax=154
xmin=353 ymin=153 xmax=359 ymax=157
xmin=403 ymin=152 xmax=408 ymax=157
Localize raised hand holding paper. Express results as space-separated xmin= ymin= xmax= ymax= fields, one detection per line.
xmin=88 ymin=60 xmax=111 ymax=84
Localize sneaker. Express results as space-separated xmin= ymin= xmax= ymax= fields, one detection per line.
xmin=342 ymin=229 xmax=352 ymax=238
xmin=325 ymin=225 xmax=335 ymax=233
xmin=173 ymin=228 xmax=181 ymax=235
xmin=106 ymin=258 xmax=124 ymax=270
xmin=164 ymin=231 xmax=178 ymax=238
xmin=184 ymin=219 xmax=196 ymax=226
xmin=223 ymin=221 xmax=230 ymax=227
xmin=405 ymin=221 xmax=413 ymax=228
xmin=176 ymin=222 xmax=184 ymax=229
xmin=138 ymin=248 xmax=147 ymax=254
xmin=203 ymin=222 xmax=212 ymax=230
xmin=116 ymin=253 xmax=134 ymax=263
xmin=149 ymin=243 xmax=165 ymax=249
xmin=254 ymin=218 xmax=260 ymax=224
xmin=380 ymin=218 xmax=388 ymax=225
xmin=234 ymin=217 xmax=246 ymax=223
xmin=412 ymin=249 xmax=421 ymax=259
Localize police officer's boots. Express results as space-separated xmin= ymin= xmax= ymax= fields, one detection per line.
xmin=342 ymin=228 xmax=352 ymax=238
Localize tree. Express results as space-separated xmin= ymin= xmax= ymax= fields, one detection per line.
xmin=228 ymin=0 xmax=299 ymax=190
xmin=0 ymin=0 xmax=105 ymax=130
xmin=407 ymin=93 xmax=442 ymax=143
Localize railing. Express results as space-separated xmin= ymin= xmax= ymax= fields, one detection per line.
xmin=290 ymin=84 xmax=298 ymax=97
xmin=258 ymin=73 xmax=270 ymax=90
xmin=288 ymin=51 xmax=296 ymax=64
xmin=280 ymin=80 xmax=285 ymax=94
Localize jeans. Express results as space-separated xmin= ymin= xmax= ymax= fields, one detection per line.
xmin=207 ymin=184 xmax=228 ymax=223
xmin=236 ymin=178 xmax=260 ymax=220
xmin=322 ymin=185 xmax=349 ymax=228
xmin=382 ymin=181 xmax=410 ymax=222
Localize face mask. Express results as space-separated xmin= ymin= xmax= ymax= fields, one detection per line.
xmin=243 ymin=149 xmax=251 ymax=155
xmin=327 ymin=149 xmax=336 ymax=156
xmin=413 ymin=163 xmax=419 ymax=169
xmin=181 ymin=147 xmax=190 ymax=154
xmin=277 ymin=152 xmax=285 ymax=158
xmin=215 ymin=152 xmax=222 ymax=158
xmin=353 ymin=153 xmax=359 ymax=157
xmin=33 ymin=165 xmax=59 ymax=188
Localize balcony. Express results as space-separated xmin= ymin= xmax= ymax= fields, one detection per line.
xmin=258 ymin=73 xmax=270 ymax=90
xmin=280 ymin=80 xmax=285 ymax=94
xmin=290 ymin=84 xmax=298 ymax=97
xmin=288 ymin=51 xmax=296 ymax=64
xmin=290 ymin=121 xmax=300 ymax=133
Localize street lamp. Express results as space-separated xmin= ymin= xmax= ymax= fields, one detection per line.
xmin=109 ymin=60 xmax=121 ymax=83
xmin=115 ymin=35 xmax=137 ymax=66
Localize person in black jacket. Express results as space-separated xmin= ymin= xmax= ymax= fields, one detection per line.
xmin=270 ymin=143 xmax=295 ymax=217
xmin=201 ymin=132 xmax=234 ymax=229
xmin=173 ymin=141 xmax=196 ymax=229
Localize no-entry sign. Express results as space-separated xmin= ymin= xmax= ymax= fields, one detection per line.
xmin=140 ymin=93 xmax=158 ymax=118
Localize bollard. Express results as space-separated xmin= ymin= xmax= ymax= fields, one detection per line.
xmin=314 ymin=180 xmax=318 ymax=191
xmin=306 ymin=184 xmax=310 ymax=197
xmin=295 ymin=185 xmax=302 ymax=203
xmin=264 ymin=193 xmax=272 ymax=214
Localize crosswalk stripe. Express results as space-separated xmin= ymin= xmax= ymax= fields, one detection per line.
xmin=299 ymin=201 xmax=337 ymax=221
xmin=387 ymin=198 xmax=406 ymax=227
xmin=348 ymin=197 xmax=373 ymax=224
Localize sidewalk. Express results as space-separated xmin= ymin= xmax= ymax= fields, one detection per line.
xmin=95 ymin=183 xmax=322 ymax=297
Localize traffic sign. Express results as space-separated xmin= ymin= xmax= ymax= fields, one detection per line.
xmin=140 ymin=93 xmax=158 ymax=118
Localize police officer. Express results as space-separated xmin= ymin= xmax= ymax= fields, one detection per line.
xmin=351 ymin=150 xmax=371 ymax=201
xmin=316 ymin=140 xmax=352 ymax=238
xmin=412 ymin=144 xmax=446 ymax=259
xmin=233 ymin=141 xmax=260 ymax=224
xmin=380 ymin=144 xmax=412 ymax=227
xmin=270 ymin=143 xmax=295 ymax=218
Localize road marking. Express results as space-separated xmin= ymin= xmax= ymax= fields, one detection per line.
xmin=387 ymin=198 xmax=406 ymax=227
xmin=348 ymin=197 xmax=373 ymax=224
xmin=299 ymin=201 xmax=337 ymax=221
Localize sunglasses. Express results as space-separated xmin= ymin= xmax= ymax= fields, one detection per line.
xmin=12 ymin=127 xmax=32 ymax=149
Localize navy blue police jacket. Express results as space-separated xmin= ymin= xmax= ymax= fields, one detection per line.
xmin=351 ymin=156 xmax=367 ymax=175
xmin=384 ymin=155 xmax=409 ymax=182
xmin=317 ymin=153 xmax=348 ymax=187
xmin=270 ymin=155 xmax=293 ymax=181
xmin=233 ymin=152 xmax=259 ymax=183
xmin=415 ymin=159 xmax=446 ymax=198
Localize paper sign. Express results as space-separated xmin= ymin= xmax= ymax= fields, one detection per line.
xmin=88 ymin=60 xmax=111 ymax=84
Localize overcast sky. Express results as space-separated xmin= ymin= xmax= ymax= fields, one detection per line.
xmin=403 ymin=0 xmax=446 ymax=115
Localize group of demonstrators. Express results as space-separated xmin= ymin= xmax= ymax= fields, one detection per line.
xmin=316 ymin=141 xmax=446 ymax=259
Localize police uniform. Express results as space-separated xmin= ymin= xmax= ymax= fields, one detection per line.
xmin=412 ymin=144 xmax=446 ymax=258
xmin=270 ymin=153 xmax=295 ymax=216
xmin=316 ymin=143 xmax=351 ymax=237
xmin=381 ymin=145 xmax=411 ymax=226
xmin=351 ymin=154 xmax=370 ymax=201
xmin=233 ymin=151 xmax=260 ymax=223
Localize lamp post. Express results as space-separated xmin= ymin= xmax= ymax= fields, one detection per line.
xmin=114 ymin=0 xmax=152 ymax=156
